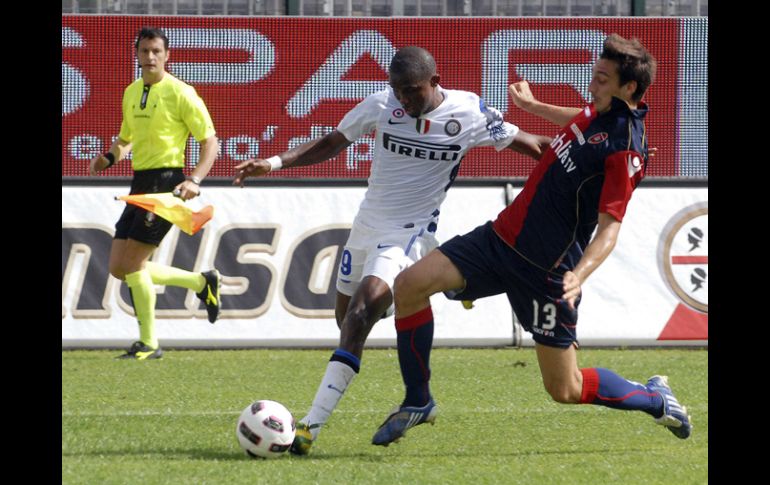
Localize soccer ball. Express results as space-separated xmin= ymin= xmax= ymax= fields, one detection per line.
xmin=236 ymin=400 xmax=296 ymax=459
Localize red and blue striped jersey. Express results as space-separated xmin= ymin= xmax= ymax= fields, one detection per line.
xmin=493 ymin=96 xmax=649 ymax=272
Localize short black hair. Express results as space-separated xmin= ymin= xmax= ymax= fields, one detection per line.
xmin=600 ymin=34 xmax=656 ymax=102
xmin=135 ymin=27 xmax=169 ymax=50
xmin=389 ymin=46 xmax=436 ymax=83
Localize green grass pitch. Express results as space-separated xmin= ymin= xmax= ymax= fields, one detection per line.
xmin=62 ymin=348 xmax=707 ymax=484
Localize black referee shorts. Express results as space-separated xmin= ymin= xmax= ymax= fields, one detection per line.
xmin=114 ymin=168 xmax=186 ymax=246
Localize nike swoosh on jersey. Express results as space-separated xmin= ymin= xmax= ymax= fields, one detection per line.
xmin=377 ymin=243 xmax=395 ymax=248
xmin=387 ymin=119 xmax=406 ymax=125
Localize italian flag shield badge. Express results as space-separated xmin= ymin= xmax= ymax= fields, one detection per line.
xmin=415 ymin=118 xmax=430 ymax=134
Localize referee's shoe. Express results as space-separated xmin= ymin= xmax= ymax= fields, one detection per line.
xmin=116 ymin=341 xmax=163 ymax=360
xmin=197 ymin=269 xmax=221 ymax=323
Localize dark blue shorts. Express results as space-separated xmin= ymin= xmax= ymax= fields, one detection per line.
xmin=439 ymin=221 xmax=580 ymax=348
xmin=114 ymin=168 xmax=185 ymax=246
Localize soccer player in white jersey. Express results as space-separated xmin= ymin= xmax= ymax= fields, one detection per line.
xmin=233 ymin=46 xmax=551 ymax=454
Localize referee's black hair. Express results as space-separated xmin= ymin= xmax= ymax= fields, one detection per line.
xmin=389 ymin=46 xmax=437 ymax=83
xmin=135 ymin=27 xmax=169 ymax=51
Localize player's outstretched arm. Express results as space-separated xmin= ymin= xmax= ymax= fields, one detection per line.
xmin=509 ymin=80 xmax=582 ymax=128
xmin=506 ymin=130 xmax=553 ymax=160
xmin=233 ymin=130 xmax=353 ymax=186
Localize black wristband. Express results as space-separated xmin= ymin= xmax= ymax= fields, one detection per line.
xmin=103 ymin=152 xmax=116 ymax=168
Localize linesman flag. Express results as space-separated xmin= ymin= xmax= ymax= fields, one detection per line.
xmin=116 ymin=192 xmax=214 ymax=235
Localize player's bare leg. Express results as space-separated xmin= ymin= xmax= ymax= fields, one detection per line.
xmin=535 ymin=343 xmax=583 ymax=403
xmin=536 ymin=342 xmax=691 ymax=438
xmin=292 ymin=278 xmax=392 ymax=454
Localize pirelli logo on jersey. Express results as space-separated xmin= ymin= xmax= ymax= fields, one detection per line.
xmin=382 ymin=132 xmax=462 ymax=162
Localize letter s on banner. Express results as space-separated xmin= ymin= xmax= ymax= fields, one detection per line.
xmin=214 ymin=225 xmax=281 ymax=319
xmin=62 ymin=27 xmax=90 ymax=116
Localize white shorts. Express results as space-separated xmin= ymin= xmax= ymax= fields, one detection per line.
xmin=336 ymin=221 xmax=439 ymax=316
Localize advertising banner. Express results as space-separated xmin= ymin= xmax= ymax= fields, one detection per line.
xmin=62 ymin=185 xmax=707 ymax=347
xmin=62 ymin=16 xmax=707 ymax=179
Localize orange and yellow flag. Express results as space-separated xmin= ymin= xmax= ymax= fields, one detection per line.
xmin=116 ymin=192 xmax=214 ymax=235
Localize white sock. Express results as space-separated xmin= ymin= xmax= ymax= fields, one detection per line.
xmin=301 ymin=360 xmax=358 ymax=439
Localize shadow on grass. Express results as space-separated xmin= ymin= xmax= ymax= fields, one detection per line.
xmin=63 ymin=448 xmax=255 ymax=461
xmin=295 ymin=445 xmax=674 ymax=461
xmin=63 ymin=444 xmax=665 ymax=462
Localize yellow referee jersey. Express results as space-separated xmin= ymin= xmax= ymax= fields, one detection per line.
xmin=119 ymin=73 xmax=216 ymax=171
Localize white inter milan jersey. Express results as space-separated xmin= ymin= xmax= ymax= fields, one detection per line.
xmin=337 ymin=86 xmax=519 ymax=231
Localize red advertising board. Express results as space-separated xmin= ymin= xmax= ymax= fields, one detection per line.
xmin=62 ymin=16 xmax=682 ymax=178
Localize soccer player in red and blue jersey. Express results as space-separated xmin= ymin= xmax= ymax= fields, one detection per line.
xmin=372 ymin=34 xmax=692 ymax=445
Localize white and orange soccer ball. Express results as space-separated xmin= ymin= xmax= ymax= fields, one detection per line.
xmin=235 ymin=400 xmax=296 ymax=458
